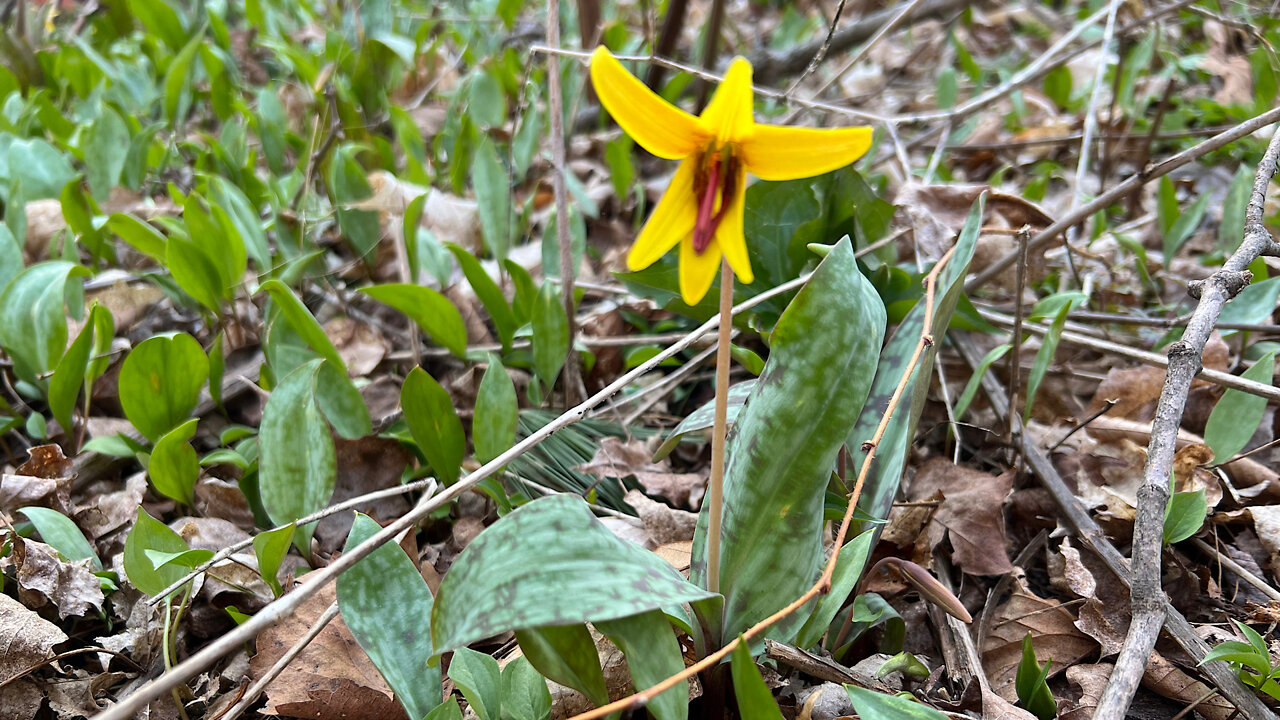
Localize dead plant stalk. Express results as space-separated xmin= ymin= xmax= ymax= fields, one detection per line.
xmin=563 ymin=246 xmax=957 ymax=720
xmin=1094 ymin=125 xmax=1280 ymax=718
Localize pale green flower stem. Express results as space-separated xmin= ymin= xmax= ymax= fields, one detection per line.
xmin=706 ymin=259 xmax=733 ymax=595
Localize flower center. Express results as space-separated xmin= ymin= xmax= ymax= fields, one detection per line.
xmin=692 ymin=145 xmax=739 ymax=254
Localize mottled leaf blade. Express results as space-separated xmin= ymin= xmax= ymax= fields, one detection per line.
xmin=338 ymin=513 xmax=441 ymax=720
xmin=258 ymin=359 xmax=335 ymax=552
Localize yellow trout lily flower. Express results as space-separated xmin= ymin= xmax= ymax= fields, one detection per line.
xmin=590 ymin=47 xmax=873 ymax=304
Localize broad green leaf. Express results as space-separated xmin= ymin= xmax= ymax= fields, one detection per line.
xmin=449 ymin=647 xmax=502 ymax=720
xmin=259 ymin=359 xmax=335 ymax=552
xmin=0 ymin=224 xmax=22 ymax=289
xmin=1015 ymin=633 xmax=1056 ymax=720
xmin=360 ymin=284 xmax=467 ymax=358
xmin=468 ymin=70 xmax=507 ymax=128
xmin=836 ymin=593 xmax=905 ymax=655
xmin=795 ymin=530 xmax=875 ymax=650
xmin=504 ymin=259 xmax=538 ymax=325
xmin=183 ymin=194 xmax=247 ymax=296
xmin=205 ymin=176 xmax=270 ymax=270
xmin=1043 ymin=65 xmax=1072 ymax=109
xmin=426 ymin=700 xmax=464 ymax=720
xmin=1025 ymin=296 xmax=1083 ymax=421
xmin=532 ymin=283 xmax=569 ymax=388
xmin=107 ymin=213 xmax=167 ymax=262
xmin=448 ymin=245 xmax=517 ymax=349
xmin=6 ymin=138 xmax=76 ymax=199
xmin=259 ymin=279 xmax=347 ymax=370
xmin=954 ymin=343 xmax=1011 ymax=419
xmin=1219 ymin=165 xmax=1254 ymax=254
xmin=597 ymin=611 xmax=688 ymax=720
xmin=403 ymin=193 xmax=427 ymax=282
xmin=86 ymin=299 xmax=114 ymax=387
xmin=128 ymin=0 xmax=187 ymax=50
xmin=1164 ymin=488 xmax=1207 ymax=545
xmin=845 ymin=685 xmax=948 ymax=720
xmin=500 ymin=655 xmax=552 ymax=720
xmin=850 ymin=196 xmax=983 ymax=541
xmin=431 ymin=495 xmax=716 ymax=657
xmin=1219 ymin=277 xmax=1280 ymax=327
xmin=338 ymin=514 xmax=441 ymax=720
xmin=515 ymin=625 xmax=608 ymax=708
xmin=82 ymin=106 xmax=129 ymax=200
xmin=252 ymin=522 xmax=294 ymax=598
xmin=1205 ymin=351 xmax=1276 ymax=461
xmin=149 ymin=418 xmax=199 ymax=505
xmin=730 ymin=637 xmax=784 ymax=720
xmin=1163 ymin=191 xmax=1212 ymax=265
xmin=144 ymin=547 xmax=215 ymax=569
xmin=163 ymin=31 xmax=205 ymax=125
xmin=314 ymin=360 xmax=371 ymax=440
xmin=474 ymin=357 xmax=518 ymax=464
xmin=653 ymin=381 xmax=756 ymax=461
xmin=0 ymin=262 xmax=89 ymax=386
xmin=19 ymin=507 xmax=100 ymax=569
xmin=1236 ymin=619 xmax=1271 ymax=658
xmin=329 ymin=145 xmax=381 ymax=258
xmin=118 ymin=333 xmax=209 ymax=442
xmin=49 ymin=306 xmax=99 ymax=434
xmin=402 ymin=367 xmax=465 ymax=485
xmin=691 ymin=237 xmax=886 ymax=641
xmin=122 ymin=508 xmax=191 ymax=598
xmin=472 ymin=136 xmax=512 ymax=260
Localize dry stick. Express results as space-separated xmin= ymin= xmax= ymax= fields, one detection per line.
xmin=146 ymin=477 xmax=440 ymax=606
xmin=979 ymin=308 xmax=1280 ymax=402
xmin=96 ymin=271 xmax=813 ymax=720
xmin=1094 ymin=124 xmax=1280 ymax=720
xmin=1066 ymin=310 xmax=1280 ymax=334
xmin=1190 ymin=537 xmax=1280 ymax=605
xmin=934 ymin=124 xmax=1241 ymax=152
xmin=217 ymin=602 xmax=341 ymax=720
xmin=967 ymin=103 xmax=1280 ymax=292
xmin=563 ymin=247 xmax=957 ymax=720
xmin=546 ymin=0 xmax=581 ymax=408
xmin=783 ymin=0 xmax=851 ymax=96
xmin=705 ymin=260 xmax=734 ymax=595
xmin=953 ymin=335 xmax=1277 ymax=720
xmin=1005 ymin=227 xmax=1029 ymax=458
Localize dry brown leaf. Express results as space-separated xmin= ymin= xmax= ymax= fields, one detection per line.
xmin=576 ymin=437 xmax=705 ymax=510
xmin=907 ymin=459 xmax=1015 ymax=576
xmin=1088 ymin=336 xmax=1229 ymax=420
xmin=1142 ymin=650 xmax=1235 ymax=720
xmin=1047 ymin=539 xmax=1129 ymax=657
xmin=0 ymin=444 xmax=75 ymax=513
xmin=981 ymin=685 xmax=1038 ymax=720
xmin=314 ymin=437 xmax=413 ymax=554
xmin=357 ymin=171 xmax=482 ymax=256
xmin=1061 ymin=663 xmax=1111 ymax=720
xmin=980 ymin=574 xmax=1098 ymax=702
xmin=75 ymin=472 xmax=147 ymax=540
xmin=654 ymin=541 xmax=692 ymax=575
xmin=3 ymin=535 xmax=104 ymax=618
xmin=0 ymin=591 xmax=68 ymax=720
xmin=324 ymin=317 xmax=390 ymax=376
xmin=624 ymin=490 xmax=698 ymax=545
xmin=250 ymin=578 xmax=408 ymax=720
xmin=1247 ymin=505 xmax=1280 ymax=575
xmin=47 ymin=670 xmax=124 ymax=719
xmin=86 ymin=279 xmax=166 ymax=333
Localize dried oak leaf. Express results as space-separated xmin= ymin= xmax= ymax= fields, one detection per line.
xmin=0 ymin=591 xmax=68 ymax=720
xmin=0 ymin=444 xmax=75 ymax=513
xmin=1047 ymin=538 xmax=1129 ymax=657
xmin=1087 ymin=334 xmax=1228 ymax=420
xmin=74 ymin=472 xmax=147 ymax=540
xmin=980 ymin=574 xmax=1097 ymax=702
xmin=576 ymin=437 xmax=705 ymax=510
xmin=624 ymin=490 xmax=698 ymax=545
xmin=907 ymin=459 xmax=1015 ymax=576
xmin=1061 ymin=663 xmax=1111 ymax=720
xmin=249 ymin=578 xmax=408 ymax=720
xmin=1142 ymin=650 xmax=1235 ymax=720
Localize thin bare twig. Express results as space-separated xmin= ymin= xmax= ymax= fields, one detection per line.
xmin=1094 ymin=126 xmax=1280 ymax=720
xmin=217 ymin=602 xmax=341 ymax=720
xmin=546 ymin=0 xmax=582 ymax=407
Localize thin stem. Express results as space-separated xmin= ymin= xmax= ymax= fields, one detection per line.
xmin=706 ymin=260 xmax=734 ymax=596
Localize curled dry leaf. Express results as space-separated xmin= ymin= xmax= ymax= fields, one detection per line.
xmin=980 ymin=574 xmax=1097 ymax=702
xmin=907 ymin=459 xmax=1015 ymax=576
xmin=1142 ymin=650 xmax=1235 ymax=720
xmin=249 ymin=578 xmax=407 ymax=720
xmin=1060 ymin=663 xmax=1111 ymax=720
xmin=1047 ymin=538 xmax=1129 ymax=657
xmin=2 ymin=535 xmax=104 ymax=618
xmin=74 ymin=472 xmax=147 ymax=540
xmin=576 ymin=436 xmax=705 ymax=510
xmin=624 ymin=490 xmax=698 ymax=545
xmin=0 ymin=444 xmax=75 ymax=513
xmin=0 ymin=591 xmax=69 ymax=720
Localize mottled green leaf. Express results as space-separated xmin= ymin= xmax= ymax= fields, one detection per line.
xmin=48 ymin=306 xmax=98 ymax=434
xmin=338 ymin=514 xmax=441 ymax=720
xmin=0 ymin=262 xmax=90 ymax=386
xmin=532 ymin=282 xmax=569 ymax=388
xmin=472 ymin=137 xmax=511 ymax=260
xmin=118 ymin=333 xmax=208 ymax=442
xmin=795 ymin=529 xmax=875 ymax=649
xmin=259 ymin=359 xmax=335 ymax=552
xmin=692 ymin=237 xmax=885 ymax=641
xmin=653 ymin=381 xmax=756 ymax=461
xmin=314 ymin=360 xmax=371 ymax=440
xmin=259 ymin=279 xmax=347 ymax=370
xmin=431 ymin=495 xmax=715 ymax=657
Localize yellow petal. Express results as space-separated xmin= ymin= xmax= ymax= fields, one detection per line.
xmin=739 ymin=125 xmax=873 ymax=181
xmin=679 ymin=237 xmax=722 ymax=305
xmin=715 ymin=166 xmax=753 ymax=285
xmin=627 ymin=158 xmax=698 ymax=271
xmin=590 ymin=47 xmax=708 ymax=160
xmin=698 ymin=57 xmax=755 ymax=145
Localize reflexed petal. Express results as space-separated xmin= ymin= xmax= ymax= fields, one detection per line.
xmin=679 ymin=237 xmax=722 ymax=305
xmin=590 ymin=47 xmax=707 ymax=160
xmin=699 ymin=57 xmax=755 ymax=145
xmin=627 ymin=159 xmax=698 ymax=271
xmin=739 ymin=125 xmax=873 ymax=181
xmin=716 ymin=166 xmax=753 ymax=285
